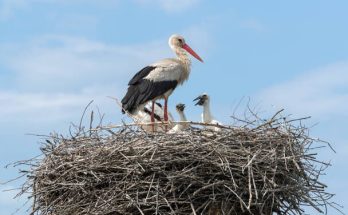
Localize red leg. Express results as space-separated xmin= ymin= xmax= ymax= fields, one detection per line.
xmin=164 ymin=97 xmax=168 ymax=131
xmin=151 ymin=101 xmax=155 ymax=132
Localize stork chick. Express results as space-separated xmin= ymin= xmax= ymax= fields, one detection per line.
xmin=135 ymin=102 xmax=174 ymax=132
xmin=193 ymin=93 xmax=222 ymax=131
xmin=168 ymin=103 xmax=189 ymax=133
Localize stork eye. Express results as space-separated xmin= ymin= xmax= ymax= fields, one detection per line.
xmin=178 ymin=38 xmax=183 ymax=43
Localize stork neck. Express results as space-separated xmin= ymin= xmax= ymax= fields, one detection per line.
xmin=175 ymin=48 xmax=191 ymax=72
xmin=202 ymin=102 xmax=213 ymax=123
xmin=179 ymin=112 xmax=187 ymax=122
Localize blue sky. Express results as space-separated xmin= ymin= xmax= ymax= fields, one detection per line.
xmin=0 ymin=0 xmax=347 ymax=214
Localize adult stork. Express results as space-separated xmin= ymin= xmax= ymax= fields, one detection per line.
xmin=121 ymin=34 xmax=203 ymax=130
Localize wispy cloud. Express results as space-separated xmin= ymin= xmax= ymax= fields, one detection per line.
xmin=1 ymin=0 xmax=198 ymax=20
xmin=0 ymin=0 xmax=25 ymax=19
xmin=0 ymin=35 xmax=169 ymax=124
xmin=257 ymin=61 xmax=348 ymax=117
xmin=0 ymin=87 xmax=123 ymax=125
xmin=0 ymin=91 xmax=89 ymax=121
xmin=0 ymin=35 xmax=168 ymax=92
xmin=0 ymin=26 xmax=211 ymax=124
xmin=135 ymin=0 xmax=199 ymax=12
xmin=0 ymin=0 xmax=118 ymax=20
xmin=240 ymin=19 xmax=266 ymax=32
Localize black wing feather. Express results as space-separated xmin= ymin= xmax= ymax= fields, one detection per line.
xmin=121 ymin=79 xmax=177 ymax=113
xmin=128 ymin=66 xmax=156 ymax=85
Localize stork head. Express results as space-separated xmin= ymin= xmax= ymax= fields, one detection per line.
xmin=193 ymin=93 xmax=209 ymax=106
xmin=176 ymin=103 xmax=186 ymax=112
xmin=169 ymin=34 xmax=203 ymax=62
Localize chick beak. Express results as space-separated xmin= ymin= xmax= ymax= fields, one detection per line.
xmin=176 ymin=104 xmax=185 ymax=112
xmin=193 ymin=96 xmax=204 ymax=106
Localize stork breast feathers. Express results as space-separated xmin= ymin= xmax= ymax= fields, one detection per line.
xmin=144 ymin=59 xmax=187 ymax=83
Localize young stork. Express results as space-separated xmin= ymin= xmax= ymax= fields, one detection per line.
xmin=194 ymin=93 xmax=222 ymax=132
xmin=135 ymin=102 xmax=174 ymax=132
xmin=121 ymin=34 xmax=203 ymax=130
xmin=168 ymin=103 xmax=189 ymax=133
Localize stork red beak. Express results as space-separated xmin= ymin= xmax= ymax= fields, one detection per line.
xmin=182 ymin=44 xmax=203 ymax=62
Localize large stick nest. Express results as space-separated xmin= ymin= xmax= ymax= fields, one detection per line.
xmin=19 ymin=111 xmax=338 ymax=215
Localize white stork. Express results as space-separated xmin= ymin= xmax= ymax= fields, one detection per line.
xmin=121 ymin=34 xmax=203 ymax=130
xmin=193 ymin=93 xmax=222 ymax=132
xmin=168 ymin=103 xmax=189 ymax=133
xmin=135 ymin=101 xmax=174 ymax=132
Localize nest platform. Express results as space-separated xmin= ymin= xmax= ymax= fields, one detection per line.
xmin=19 ymin=114 xmax=337 ymax=215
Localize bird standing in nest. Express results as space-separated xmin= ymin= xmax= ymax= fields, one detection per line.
xmin=121 ymin=34 xmax=203 ymax=131
xmin=194 ymin=93 xmax=222 ymax=131
xmin=168 ymin=103 xmax=189 ymax=133
xmin=134 ymin=102 xmax=174 ymax=132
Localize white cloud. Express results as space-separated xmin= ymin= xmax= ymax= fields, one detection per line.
xmin=0 ymin=0 xmax=118 ymax=20
xmin=0 ymin=0 xmax=29 ymax=19
xmin=0 ymin=27 xmax=211 ymax=124
xmin=0 ymin=25 xmax=211 ymax=93
xmin=0 ymin=0 xmax=26 ymax=19
xmin=0 ymin=91 xmax=87 ymax=116
xmin=0 ymin=20 xmax=212 ymax=124
xmin=257 ymin=61 xmax=348 ymax=117
xmin=135 ymin=0 xmax=199 ymax=12
xmin=0 ymin=0 xmax=200 ymax=21
xmin=0 ymin=87 xmax=122 ymax=125
xmin=0 ymin=35 xmax=168 ymax=92
xmin=0 ymin=35 xmax=169 ymax=124
xmin=0 ymin=0 xmax=199 ymax=20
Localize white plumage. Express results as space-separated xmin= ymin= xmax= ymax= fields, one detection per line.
xmin=121 ymin=34 xmax=203 ymax=132
xmin=134 ymin=102 xmax=174 ymax=132
xmin=194 ymin=93 xmax=222 ymax=132
xmin=145 ymin=59 xmax=187 ymax=83
xmin=168 ymin=103 xmax=189 ymax=133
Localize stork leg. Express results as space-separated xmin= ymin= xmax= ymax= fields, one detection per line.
xmin=151 ymin=101 xmax=155 ymax=132
xmin=164 ymin=97 xmax=168 ymax=131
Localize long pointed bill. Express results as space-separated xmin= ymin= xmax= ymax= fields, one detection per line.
xmin=182 ymin=44 xmax=204 ymax=62
xmin=193 ymin=96 xmax=204 ymax=106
